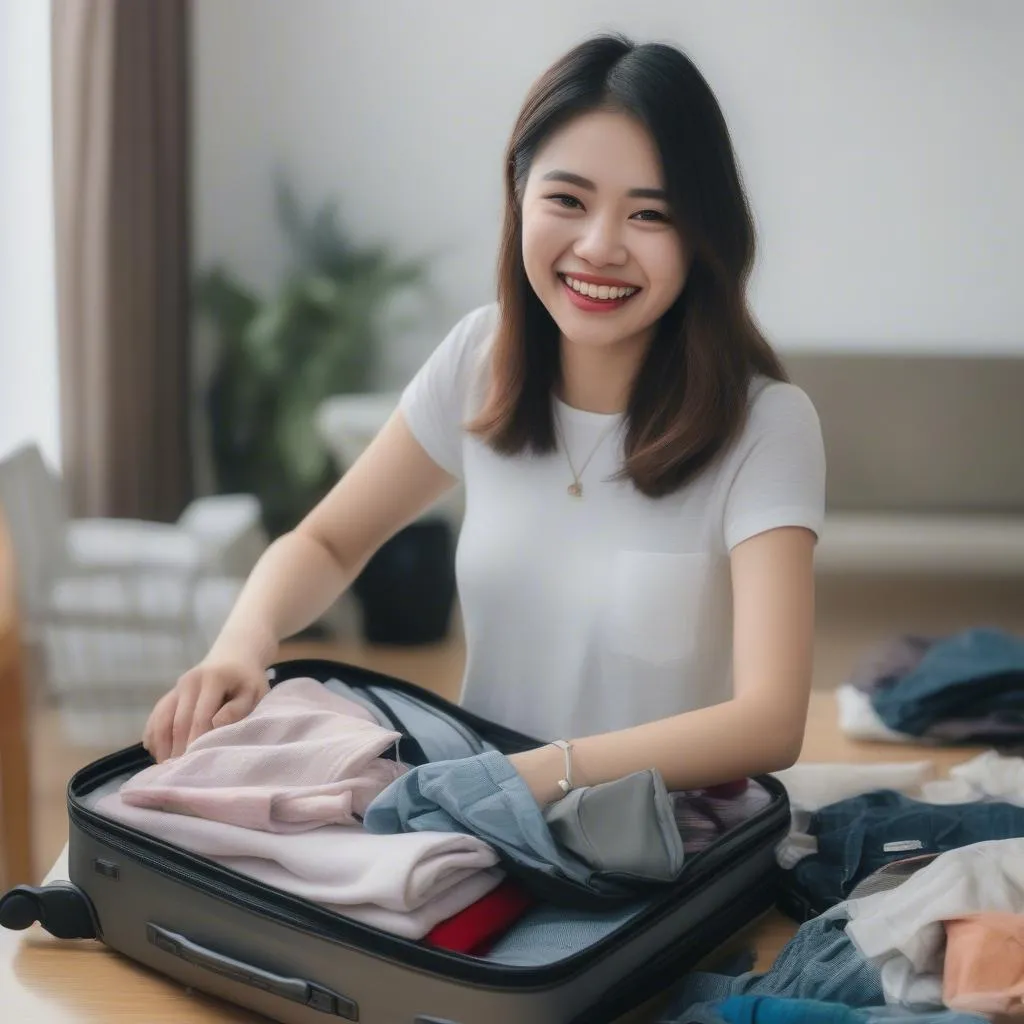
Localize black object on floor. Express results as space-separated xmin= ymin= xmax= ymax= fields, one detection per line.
xmin=353 ymin=517 xmax=456 ymax=645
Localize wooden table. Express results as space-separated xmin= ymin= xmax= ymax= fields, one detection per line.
xmin=0 ymin=691 xmax=983 ymax=1023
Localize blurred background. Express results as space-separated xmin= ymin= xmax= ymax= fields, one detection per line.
xmin=1 ymin=0 xmax=1022 ymax=886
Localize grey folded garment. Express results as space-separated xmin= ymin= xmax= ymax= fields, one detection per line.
xmin=364 ymin=751 xmax=685 ymax=897
xmin=544 ymin=769 xmax=685 ymax=882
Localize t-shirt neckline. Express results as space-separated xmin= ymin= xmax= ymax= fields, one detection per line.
xmin=552 ymin=394 xmax=625 ymax=429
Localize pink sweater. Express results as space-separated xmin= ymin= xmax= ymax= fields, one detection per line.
xmin=97 ymin=792 xmax=503 ymax=939
xmin=121 ymin=678 xmax=407 ymax=832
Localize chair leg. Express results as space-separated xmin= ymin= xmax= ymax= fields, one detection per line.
xmin=0 ymin=633 xmax=33 ymax=886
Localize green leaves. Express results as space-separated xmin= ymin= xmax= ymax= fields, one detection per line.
xmin=196 ymin=180 xmax=428 ymax=536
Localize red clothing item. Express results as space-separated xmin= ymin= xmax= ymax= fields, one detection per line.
xmin=425 ymin=879 xmax=535 ymax=956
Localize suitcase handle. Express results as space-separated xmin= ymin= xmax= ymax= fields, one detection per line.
xmin=146 ymin=924 xmax=358 ymax=1019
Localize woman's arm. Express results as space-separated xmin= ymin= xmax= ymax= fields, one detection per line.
xmin=508 ymin=525 xmax=816 ymax=803
xmin=145 ymin=409 xmax=456 ymax=760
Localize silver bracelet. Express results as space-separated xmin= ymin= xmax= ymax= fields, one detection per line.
xmin=550 ymin=739 xmax=574 ymax=796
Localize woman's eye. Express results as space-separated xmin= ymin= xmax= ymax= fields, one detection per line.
xmin=547 ymin=193 xmax=583 ymax=210
xmin=632 ymin=209 xmax=671 ymax=223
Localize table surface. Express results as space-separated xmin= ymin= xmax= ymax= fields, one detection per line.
xmin=0 ymin=691 xmax=983 ymax=1023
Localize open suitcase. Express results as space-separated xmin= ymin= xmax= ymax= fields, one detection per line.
xmin=0 ymin=658 xmax=790 ymax=1024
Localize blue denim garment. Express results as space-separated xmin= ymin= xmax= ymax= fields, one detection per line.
xmin=363 ymin=750 xmax=643 ymax=895
xmin=870 ymin=627 xmax=1024 ymax=737
xmin=716 ymin=996 xmax=986 ymax=1024
xmin=787 ymin=790 xmax=1024 ymax=911
xmin=658 ymin=906 xmax=883 ymax=1024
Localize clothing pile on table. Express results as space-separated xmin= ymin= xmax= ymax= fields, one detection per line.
xmin=659 ymin=626 xmax=1024 ymax=1024
xmin=837 ymin=627 xmax=1024 ymax=747
xmin=93 ymin=677 xmax=773 ymax=963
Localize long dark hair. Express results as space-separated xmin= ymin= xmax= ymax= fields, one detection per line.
xmin=468 ymin=33 xmax=787 ymax=498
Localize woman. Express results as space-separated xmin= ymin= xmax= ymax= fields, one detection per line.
xmin=144 ymin=34 xmax=825 ymax=807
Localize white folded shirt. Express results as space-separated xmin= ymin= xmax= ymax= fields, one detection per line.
xmin=845 ymin=838 xmax=1024 ymax=1008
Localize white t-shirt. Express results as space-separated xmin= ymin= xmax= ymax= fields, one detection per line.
xmin=399 ymin=304 xmax=826 ymax=741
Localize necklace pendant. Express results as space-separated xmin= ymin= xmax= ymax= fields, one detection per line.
xmin=567 ymin=482 xmax=583 ymax=498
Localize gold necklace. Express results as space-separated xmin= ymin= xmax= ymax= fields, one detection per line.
xmin=554 ymin=411 xmax=618 ymax=499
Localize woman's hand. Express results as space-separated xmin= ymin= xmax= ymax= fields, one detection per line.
xmin=142 ymin=652 xmax=269 ymax=764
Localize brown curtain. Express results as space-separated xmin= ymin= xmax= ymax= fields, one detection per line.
xmin=51 ymin=0 xmax=192 ymax=521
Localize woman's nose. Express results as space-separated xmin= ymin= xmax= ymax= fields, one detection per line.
xmin=573 ymin=214 xmax=627 ymax=267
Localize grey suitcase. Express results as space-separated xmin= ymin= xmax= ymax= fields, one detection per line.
xmin=0 ymin=658 xmax=790 ymax=1024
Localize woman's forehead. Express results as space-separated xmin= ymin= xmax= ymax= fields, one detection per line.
xmin=528 ymin=110 xmax=666 ymax=193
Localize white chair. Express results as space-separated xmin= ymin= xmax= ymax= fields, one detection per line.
xmin=0 ymin=443 xmax=268 ymax=748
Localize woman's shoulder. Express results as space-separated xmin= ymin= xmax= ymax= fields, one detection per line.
xmin=744 ymin=374 xmax=822 ymax=437
xmin=435 ymin=302 xmax=500 ymax=405
xmin=440 ymin=302 xmax=500 ymax=363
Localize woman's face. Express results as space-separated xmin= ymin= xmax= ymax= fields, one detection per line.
xmin=521 ymin=109 xmax=689 ymax=354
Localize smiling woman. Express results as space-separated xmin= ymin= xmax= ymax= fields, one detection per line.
xmin=523 ymin=117 xmax=686 ymax=356
xmin=143 ymin=34 xmax=824 ymax=815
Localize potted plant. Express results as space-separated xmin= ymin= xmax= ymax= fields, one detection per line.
xmin=195 ymin=181 xmax=457 ymax=644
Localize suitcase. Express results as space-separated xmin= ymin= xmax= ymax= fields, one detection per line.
xmin=0 ymin=658 xmax=790 ymax=1024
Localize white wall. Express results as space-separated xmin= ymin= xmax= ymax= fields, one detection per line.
xmin=192 ymin=0 xmax=1024 ymax=383
xmin=0 ymin=0 xmax=61 ymax=466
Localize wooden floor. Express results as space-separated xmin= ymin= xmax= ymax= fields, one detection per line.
xmin=19 ymin=572 xmax=1024 ymax=884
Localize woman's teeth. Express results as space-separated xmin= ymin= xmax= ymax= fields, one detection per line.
xmin=561 ymin=275 xmax=638 ymax=301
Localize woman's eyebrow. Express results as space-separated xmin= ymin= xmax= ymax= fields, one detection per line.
xmin=540 ymin=169 xmax=667 ymax=201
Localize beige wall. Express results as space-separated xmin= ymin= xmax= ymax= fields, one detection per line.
xmin=786 ymin=354 xmax=1024 ymax=515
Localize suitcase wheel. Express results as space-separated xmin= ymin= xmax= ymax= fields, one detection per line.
xmin=0 ymin=882 xmax=99 ymax=940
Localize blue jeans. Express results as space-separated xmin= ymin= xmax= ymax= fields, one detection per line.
xmin=658 ymin=906 xmax=883 ymax=1024
xmin=787 ymin=790 xmax=1024 ymax=911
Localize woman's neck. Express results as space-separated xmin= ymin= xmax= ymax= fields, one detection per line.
xmin=558 ymin=332 xmax=647 ymax=414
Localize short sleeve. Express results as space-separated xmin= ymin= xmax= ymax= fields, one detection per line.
xmin=398 ymin=303 xmax=497 ymax=478
xmin=722 ymin=381 xmax=826 ymax=551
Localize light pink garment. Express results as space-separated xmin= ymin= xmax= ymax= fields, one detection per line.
xmin=121 ymin=678 xmax=407 ymax=832
xmin=96 ymin=792 xmax=503 ymax=940
xmin=943 ymin=913 xmax=1024 ymax=1015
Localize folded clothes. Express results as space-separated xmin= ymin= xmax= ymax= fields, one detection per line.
xmin=484 ymin=899 xmax=649 ymax=967
xmin=847 ymin=635 xmax=935 ymax=698
xmin=770 ymin=762 xmax=935 ymax=870
xmin=943 ymin=912 xmax=1024 ymax=1016
xmin=96 ymin=791 xmax=503 ymax=940
xmin=787 ymin=791 xmax=1024 ymax=913
xmin=846 ymin=854 xmax=939 ymax=901
xmin=363 ymin=751 xmax=685 ymax=898
xmin=845 ymin=838 xmax=1024 ymax=1008
xmin=836 ymin=686 xmax=915 ymax=745
xmin=867 ymin=628 xmax=1024 ymax=742
xmin=545 ymin=768 xmax=685 ymax=882
xmin=920 ymin=750 xmax=1024 ymax=807
xmin=425 ymin=879 xmax=535 ymax=956
xmin=673 ymin=781 xmax=774 ymax=855
xmin=121 ymin=677 xmax=407 ymax=832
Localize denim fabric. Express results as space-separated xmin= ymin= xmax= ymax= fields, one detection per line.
xmin=658 ymin=906 xmax=883 ymax=1024
xmin=788 ymin=791 xmax=1024 ymax=911
xmin=847 ymin=635 xmax=934 ymax=697
xmin=363 ymin=750 xmax=674 ymax=896
xmin=871 ymin=627 xmax=1024 ymax=739
xmin=483 ymin=899 xmax=649 ymax=966
xmin=716 ymin=996 xmax=986 ymax=1024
